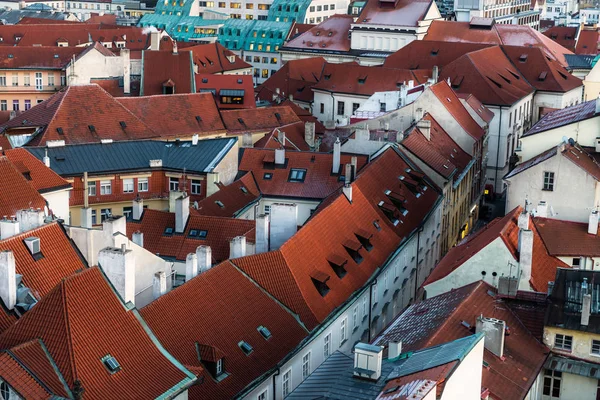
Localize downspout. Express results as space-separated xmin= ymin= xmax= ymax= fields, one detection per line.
xmin=493 ymin=106 xmax=503 ymax=194
xmin=367 ymin=278 xmax=377 ymax=343
xmin=414 ymin=228 xmax=422 ymax=301
xmin=272 ymin=368 xmax=280 ymax=400
xmin=330 ymin=91 xmax=335 ymax=125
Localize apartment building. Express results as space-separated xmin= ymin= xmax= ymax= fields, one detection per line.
xmin=455 ymin=0 xmax=540 ymax=29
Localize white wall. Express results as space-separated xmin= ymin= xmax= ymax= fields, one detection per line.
xmin=532 ymin=86 xmax=583 ymax=123
xmin=313 ymin=90 xmax=369 ymax=126
xmin=440 ymin=336 xmax=484 ymax=400
xmin=304 ymin=0 xmax=349 ymax=23
xmin=43 ymin=188 xmax=71 ymax=225
xmin=67 ymin=47 xmax=125 ymax=85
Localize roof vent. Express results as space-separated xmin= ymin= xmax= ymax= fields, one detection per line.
xmin=237 ymin=78 xmax=243 ymax=84
xmin=257 ymin=325 xmax=272 ymax=339
xmin=538 ymin=71 xmax=548 ymax=81
xmin=149 ymin=159 xmax=163 ymax=167
xmin=24 ymin=237 xmax=40 ymax=257
xmin=7 ymin=54 xmax=12 ymax=58
xmin=328 ymin=31 xmax=333 ymax=37
xmin=316 ymin=31 xmax=321 ymax=36
xmin=215 ymin=200 xmax=224 ymax=208
xmin=238 ymin=341 xmax=253 ymax=355
xmin=202 ymin=77 xmax=208 ymax=83
xmin=53 ymin=54 xmax=59 ymax=58
xmin=101 ymin=139 xmax=113 ymax=144
xmin=519 ymin=53 xmax=528 ymax=62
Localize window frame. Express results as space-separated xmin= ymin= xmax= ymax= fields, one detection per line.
xmin=554 ymin=334 xmax=573 ymax=352
xmin=337 ymin=101 xmax=345 ymax=116
xmin=122 ymin=178 xmax=134 ymax=193
xmin=138 ymin=177 xmax=149 ymax=192
xmin=340 ymin=317 xmax=347 ymax=345
xmin=323 ymin=332 xmax=331 ymax=359
xmin=282 ymin=368 xmax=292 ymax=397
xmin=191 ymin=179 xmax=202 ymax=195
xmin=169 ymin=177 xmax=179 ymax=192
xmin=100 ymin=180 xmax=112 ymax=195
xmin=302 ymin=352 xmax=311 ymax=380
xmin=88 ymin=181 xmax=97 ymax=196
xmin=288 ymin=168 xmax=307 ymax=182
xmin=543 ymin=171 xmax=555 ymax=191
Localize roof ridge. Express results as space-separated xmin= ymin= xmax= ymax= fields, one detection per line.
xmin=59 ymin=274 xmax=79 ymax=386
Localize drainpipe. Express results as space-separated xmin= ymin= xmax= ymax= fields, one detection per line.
xmin=493 ymin=106 xmax=503 ymax=195
xmin=272 ymin=368 xmax=280 ymax=400
xmin=414 ymin=228 xmax=423 ymax=301
xmin=330 ymin=91 xmax=335 ymax=124
xmin=367 ymin=278 xmax=377 ymax=343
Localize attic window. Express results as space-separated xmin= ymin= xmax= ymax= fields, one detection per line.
xmin=202 ymin=78 xmax=208 ymax=83
xmin=328 ymin=31 xmax=333 ymax=37
xmin=274 ymin=112 xmax=281 ymax=122
xmin=430 ymin=48 xmax=439 ymax=55
xmin=263 ymin=173 xmax=273 ymax=180
xmin=558 ymin=71 xmax=568 ymax=80
xmin=487 ymin=76 xmax=502 ymax=89
xmin=240 ymin=186 xmax=248 ymax=193
xmin=238 ymin=341 xmax=254 ymax=355
xmin=195 ymin=116 xmax=202 ymax=124
xmin=538 ymin=71 xmax=548 ymax=81
xmin=257 ymin=326 xmax=272 ymax=340
xmin=343 ymin=239 xmax=363 ymax=264
xmin=310 ymin=270 xmax=330 ymax=296
xmin=56 ymin=127 xmax=64 ymax=135
xmin=328 ymin=254 xmax=348 ymax=278
xmin=324 ymin=74 xmax=331 ymax=81
xmin=237 ymin=79 xmax=243 ymax=84
xmin=164 ymin=227 xmax=174 ymax=235
xmin=373 ymin=220 xmax=381 ymax=231
xmin=215 ymin=200 xmax=224 ymax=208
xmin=88 ymin=125 xmax=96 ymax=133
xmin=506 ymin=69 xmax=520 ymax=80
xmin=358 ymin=76 xmax=367 ymax=84
xmin=288 ymin=168 xmax=306 ymax=182
xmin=102 ymin=355 xmax=121 ymax=374
xmin=188 ymin=229 xmax=208 ymax=239
xmin=118 ymin=121 xmax=127 ymax=129
xmin=498 ymin=74 xmax=511 ymax=84
xmin=355 ymin=229 xmax=373 ymax=251
xmin=519 ymin=54 xmax=528 ymax=62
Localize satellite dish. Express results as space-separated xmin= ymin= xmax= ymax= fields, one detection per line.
xmin=562 ymin=135 xmax=569 ymax=144
xmin=568 ymin=137 xmax=575 ymax=146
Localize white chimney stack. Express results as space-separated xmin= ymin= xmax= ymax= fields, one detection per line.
xmin=196 ymin=245 xmax=212 ymax=273
xmin=103 ymin=215 xmax=126 ymax=236
xmin=518 ymin=210 xmax=530 ymax=230
xmin=0 ymin=251 xmax=16 ymax=310
xmin=175 ymin=194 xmax=190 ymax=234
xmin=255 ymin=214 xmax=270 ymax=254
xmin=351 ymin=156 xmax=358 ymax=181
xmin=343 ymin=183 xmax=352 ymax=203
xmin=132 ymin=231 xmax=143 ymax=247
xmin=80 ymin=207 xmax=92 ymax=228
xmin=589 ymin=210 xmax=599 ymax=235
xmin=476 ymin=316 xmax=506 ymax=358
xmin=98 ymin=245 xmax=135 ymax=305
xmin=353 ymin=343 xmax=383 ymax=381
xmin=537 ymin=201 xmax=548 ymax=218
xmin=332 ymin=137 xmax=341 ymax=174
xmin=275 ymin=148 xmax=285 ymax=165
xmin=43 ymin=148 xmax=50 ymax=168
xmin=305 ymin=121 xmax=315 ymax=148
xmin=133 ymin=198 xmax=144 ymax=221
xmin=582 ymin=293 xmax=592 ymax=326
xmin=185 ymin=253 xmax=198 ymax=282
xmin=153 ymin=271 xmax=167 ymax=299
xmin=278 ymin=129 xmax=286 ymax=147
xmin=122 ymin=48 xmax=131 ymax=95
xmin=150 ymin=31 xmax=160 ymax=51
xmin=388 ymin=341 xmax=402 ymax=360
xmin=432 ymin=65 xmax=439 ymax=84
xmin=519 ymin=229 xmax=533 ymax=286
xmin=0 ymin=218 xmax=19 ymax=240
xmin=16 ymin=209 xmax=44 ymax=233
xmin=269 ymin=203 xmax=298 ymax=250
xmin=230 ymin=236 xmax=247 ymax=259
xmin=414 ymin=107 xmax=424 ymax=122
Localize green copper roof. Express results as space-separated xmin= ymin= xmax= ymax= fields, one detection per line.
xmin=218 ymin=19 xmax=291 ymax=52
xmin=267 ymin=0 xmax=311 ymax=22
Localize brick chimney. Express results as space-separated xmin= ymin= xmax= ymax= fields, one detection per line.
xmin=269 ymin=203 xmax=298 ymax=250
xmin=185 ymin=253 xmax=198 ymax=282
xmin=153 ymin=271 xmax=167 ymax=300
xmin=16 ymin=209 xmax=44 ymax=233
xmin=332 ymin=137 xmax=341 ymax=174
xmin=196 ymin=245 xmax=212 ymax=273
xmin=255 ymin=214 xmax=270 ymax=254
xmin=230 ymin=236 xmax=247 ymax=259
xmin=175 ymin=193 xmax=190 ymax=234
xmin=589 ymin=210 xmax=599 ymax=235
xmin=0 ymin=251 xmax=16 ymax=310
xmin=476 ymin=316 xmax=505 ymax=358
xmin=99 ymin=245 xmax=135 ymax=305
xmin=0 ymin=217 xmax=19 ymax=240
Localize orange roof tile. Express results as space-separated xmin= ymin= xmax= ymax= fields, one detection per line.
xmin=187 ymin=42 xmax=251 ymax=74
xmin=575 ymin=29 xmax=599 ymax=55
xmin=543 ymin=26 xmax=577 ymax=52
xmin=195 ymin=74 xmax=256 ymax=109
xmin=0 ymin=351 xmax=53 ymax=398
xmin=256 ymin=57 xmax=326 ymax=104
xmin=283 ymin=15 xmax=353 ymax=52
xmin=0 ymin=46 xmax=85 ymax=69
xmin=193 ymin=172 xmax=260 ymax=218
xmin=141 ymin=50 xmax=194 ymax=96
xmin=140 ymin=261 xmax=308 ymax=399
xmin=3 ymin=148 xmax=70 ymax=194
xmin=221 ymin=105 xmax=301 ymax=134
xmin=384 ymin=40 xmax=492 ymax=69
xmin=0 ymin=156 xmax=46 ymax=219
xmin=534 ymin=217 xmax=600 ymax=257
xmin=254 ymin=121 xmax=311 ymax=151
xmin=0 ymin=267 xmax=195 ymax=398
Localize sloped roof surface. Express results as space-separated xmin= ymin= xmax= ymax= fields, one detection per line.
xmin=0 ymin=46 xmax=85 ymax=69
xmin=524 ymin=99 xmax=596 ymax=136
xmin=0 ymin=156 xmax=47 ymax=219
xmin=384 ymin=40 xmax=492 ymax=69
xmin=193 ymin=172 xmax=260 ymax=217
xmin=0 ymin=351 xmax=53 ymax=398
xmin=4 ymin=148 xmax=69 ymax=194
xmin=283 ymin=15 xmax=353 ymax=52
xmin=534 ymin=217 xmax=600 ymax=257
xmin=221 ymin=106 xmax=301 ymax=133
xmin=356 ymin=0 xmax=435 ymax=27
xmin=142 ymin=50 xmax=193 ymax=96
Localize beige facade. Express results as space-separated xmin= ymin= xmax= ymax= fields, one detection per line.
xmin=0 ymin=70 xmax=65 ymax=112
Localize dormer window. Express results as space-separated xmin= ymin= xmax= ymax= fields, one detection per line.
xmin=310 ymin=270 xmax=330 ymax=296
xmin=196 ymin=343 xmax=228 ymax=381
xmin=343 ymin=239 xmax=363 ymax=264
xmin=188 ymin=229 xmax=208 ymax=239
xmin=24 ymin=237 xmax=43 ymax=260
xmin=328 ymin=254 xmax=348 ymax=278
xmin=355 ymin=229 xmax=373 ymax=251
xmin=288 ymin=168 xmax=306 ymax=182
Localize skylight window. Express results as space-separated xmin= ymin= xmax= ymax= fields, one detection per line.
xmin=215 ymin=200 xmax=224 ymax=208
xmin=257 ymin=326 xmax=272 ymax=339
xmin=88 ymin=125 xmax=96 ymax=133
xmin=119 ymin=121 xmax=127 ymax=129
xmin=56 ymin=127 xmax=64 ymax=135
xmin=188 ymin=229 xmax=208 ymax=239
xmin=263 ymin=173 xmax=273 ymax=180
xmin=240 ymin=186 xmax=248 ymax=193
xmin=288 ymin=168 xmax=306 ymax=182
xmin=238 ymin=341 xmax=254 ymax=355
xmin=102 ymin=355 xmax=121 ymax=373
xmin=164 ymin=227 xmax=174 ymax=235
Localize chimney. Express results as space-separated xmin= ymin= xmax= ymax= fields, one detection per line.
xmin=414 ymin=107 xmax=424 ymax=122
xmin=150 ymin=31 xmax=160 ymax=51
xmin=255 ymin=214 xmax=270 ymax=254
xmin=536 ymin=201 xmax=548 ymax=218
xmin=0 ymin=218 xmax=19 ymax=240
xmin=388 ymin=341 xmax=402 ymax=360
xmin=132 ymin=231 xmax=143 ymax=247
xmin=122 ymin=48 xmax=130 ymax=95
xmin=9 ymin=110 xmax=16 ymax=120
xmin=269 ymin=203 xmax=298 ymax=250
xmin=353 ymin=343 xmax=383 ymax=381
xmin=43 ymin=148 xmax=50 ymax=168
xmin=229 ymin=236 xmax=247 ymax=259
xmin=185 ymin=253 xmax=198 ymax=282
xmin=345 ymin=163 xmax=352 ymax=184
xmin=98 ymin=245 xmax=135 ymax=305
xmin=596 ymin=95 xmax=600 ymax=114
xmin=172 ymin=39 xmax=178 ymax=55
xmin=417 ymin=119 xmax=431 ymax=141
xmin=476 ymin=316 xmax=506 ymax=358
xmin=399 ymin=83 xmax=408 ymax=107
xmin=343 ymin=183 xmax=353 ymax=202
xmin=242 ymin=132 xmax=253 ymax=148
xmin=518 ymin=210 xmax=530 ymax=230
xmin=275 ymin=148 xmax=285 ymax=165
xmin=16 ymin=209 xmax=44 ymax=233
xmin=0 ymin=251 xmax=16 ymax=310
xmin=332 ymin=137 xmax=341 ymax=174
xmin=519 ymin=229 xmax=533 ymax=286
xmin=103 ymin=215 xmax=126 ymax=236
xmin=305 ymin=121 xmax=315 ymax=148
xmin=153 ymin=271 xmax=167 ymax=299
xmin=277 ymin=129 xmax=286 ymax=146
xmin=582 ymin=292 xmax=592 ymax=326
xmin=196 ymin=245 xmax=212 ymax=273
xmin=80 ymin=207 xmax=92 ymax=228
xmin=132 ymin=198 xmax=144 ymax=221
xmin=175 ymin=193 xmax=190 ymax=234
xmin=351 ymin=156 xmax=358 ymax=181
xmin=432 ymin=65 xmax=439 ymax=84
xmin=192 ymin=134 xmax=199 ymax=145
xmin=589 ymin=210 xmax=599 ymax=235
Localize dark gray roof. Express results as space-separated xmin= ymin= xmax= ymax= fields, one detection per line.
xmin=27 ymin=138 xmax=237 ymax=176
xmin=564 ymin=54 xmax=595 ymax=70
xmin=545 ymin=354 xmax=600 ymax=379
xmin=0 ymin=9 xmax=73 ymax=24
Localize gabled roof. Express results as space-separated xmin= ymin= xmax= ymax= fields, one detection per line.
xmin=126 ymin=209 xmax=256 ymax=263
xmin=356 ymin=0 xmax=436 ymax=27
xmin=0 ymin=267 xmax=196 ymax=398
xmin=187 ymin=42 xmax=251 ymax=74
xmin=384 ymin=40 xmax=492 ymax=69
xmin=0 ymin=156 xmax=46 ymax=219
xmin=457 ymin=93 xmax=495 ymax=125
xmin=0 ymin=351 xmax=54 ymax=399
xmin=193 ymin=172 xmax=260 ymax=218
xmin=141 ymin=50 xmax=194 ymax=96
xmin=90 ymin=77 xmax=141 ymax=97
xmin=402 ymin=114 xmax=472 ymax=180
xmin=140 ymin=261 xmax=308 ymax=399
xmin=3 ymin=148 xmax=70 ymax=194
xmin=283 ymin=15 xmax=353 ymax=52
xmin=254 ymin=121 xmax=311 ymax=151
xmin=524 ymin=99 xmax=597 ymax=136
xmin=439 ymin=46 xmax=534 ymax=106
xmin=0 ymin=85 xmax=158 ymax=146
xmin=195 ymin=74 xmax=256 ymax=109
xmin=221 ymin=106 xmax=301 ymax=134
xmin=117 ymin=93 xmax=226 ymax=137
xmin=238 ymin=148 xmax=368 ymax=199
xmin=256 ymin=57 xmax=326 ymax=104
xmin=575 ymin=29 xmax=599 ymax=55
xmin=543 ymin=26 xmax=577 ymax=52
xmin=373 ymin=281 xmax=548 ymax=400
xmin=534 ymin=217 xmax=600 ymax=257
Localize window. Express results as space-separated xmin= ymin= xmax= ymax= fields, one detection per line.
xmin=340 ymin=317 xmax=347 ymax=345
xmin=12 ymin=100 xmax=18 ymax=111
xmin=352 ymin=103 xmax=360 ymax=113
xmin=123 ymin=178 xmax=134 ymax=193
xmin=262 ymin=57 xmax=268 ymax=63
xmin=554 ymin=334 xmax=572 ymax=352
xmin=264 ymin=205 xmax=271 ymax=214
xmin=289 ymin=168 xmax=307 ymax=182
xmin=100 ymin=180 xmax=112 ymax=195
xmin=543 ymin=172 xmax=555 ymax=191
xmin=320 ymin=103 xmax=324 ymax=114
xmin=91 ymin=210 xmax=97 ymax=225
xmin=573 ymin=258 xmax=581 ymax=268
xmin=543 ymin=370 xmax=561 ymax=398
xmin=317 ymin=5 xmax=322 ymax=10
xmin=309 ymin=5 xmax=314 ymax=11
xmin=262 ymin=69 xmax=269 ymax=78
xmin=138 ymin=178 xmax=148 ymax=192
xmin=24 ymin=100 xmax=31 ymax=110
xmin=363 ymin=296 xmax=367 ymax=318
xmin=384 ymin=271 xmax=389 ymax=292
xmin=271 ymin=57 xmax=278 ymax=64
xmin=302 ymin=352 xmax=311 ymax=380
xmin=100 ymin=208 xmax=112 ymax=222
xmin=169 ymin=177 xmax=179 ymax=192
xmin=257 ymin=390 xmax=267 ymax=400
xmin=88 ymin=181 xmax=96 ymax=196
xmin=282 ymin=369 xmax=292 ymax=397
xmin=231 ymin=2 xmax=241 ymax=7
xmin=35 ymin=72 xmax=42 ymax=90
xmin=188 ymin=179 xmax=201 ymax=195
xmin=246 ymin=2 xmax=253 ymax=7
xmin=245 ymin=55 xmax=252 ymax=62
xmin=1 ymin=381 xmax=11 ymax=400
xmin=330 ymin=3 xmax=334 ymax=8
xmin=373 ymin=283 xmax=378 ymax=305
xmin=380 ymin=103 xmax=386 ymax=112
xmin=48 ymin=74 xmax=55 ymax=87
xmin=11 ymin=74 xmax=17 ymax=86
xmin=0 ymin=73 xmax=6 ymax=86
xmin=352 ymin=306 xmax=358 ymax=330
xmin=592 ymin=340 xmax=600 ymax=355
xmin=215 ymin=358 xmax=223 ymax=376
xmin=337 ymin=101 xmax=345 ymax=116
xmin=0 ymin=101 xmax=6 ymax=111
xmin=324 ymin=4 xmax=328 ymax=10
xmin=324 ymin=333 xmax=331 ymax=359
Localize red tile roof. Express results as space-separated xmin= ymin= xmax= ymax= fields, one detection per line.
xmin=238 ymin=148 xmax=368 ymax=199
xmin=286 ymin=22 xmax=316 ymax=40
xmin=575 ymin=29 xmax=599 ymax=55
xmin=543 ymin=26 xmax=577 ymax=52
xmin=90 ymin=78 xmax=141 ymax=97
xmin=429 ymin=80 xmax=486 ymax=141
xmin=0 ymin=46 xmax=85 ymax=69
xmin=457 ymin=93 xmax=495 ymax=125
xmin=0 ymin=267 xmax=195 ymax=398
xmin=0 ymin=156 xmax=46 ymax=219
xmin=534 ymin=217 xmax=600 ymax=257
xmin=234 ymin=148 xmax=441 ymax=330
xmin=256 ymin=57 xmax=326 ymax=104
xmin=3 ymin=148 xmax=70 ymax=194
xmin=283 ymin=15 xmax=353 ymax=52
xmin=373 ymin=281 xmax=549 ymax=400
xmin=439 ymin=46 xmax=534 ymax=106
xmin=221 ymin=105 xmax=301 ymax=134
xmin=117 ymin=92 xmax=225 ymax=137
xmin=140 ymin=261 xmax=308 ymax=399
xmin=356 ymin=0 xmax=435 ymax=27
xmin=279 ymin=100 xmax=327 ymax=134
xmin=126 ymin=209 xmax=256 ymax=263
xmin=312 ymin=63 xmax=429 ymax=96
xmin=254 ymin=121 xmax=311 ymax=151
xmin=141 ymin=50 xmax=194 ymax=96
xmin=379 ymin=363 xmax=456 ymax=400
xmin=402 ymin=114 xmax=472 ymax=180
xmin=561 ymin=142 xmax=600 ymax=180
xmin=384 ymin=40 xmax=492 ymax=69
xmin=193 ymin=172 xmax=260 ymax=218
xmin=195 ymin=74 xmax=256 ymax=109
xmin=16 ymin=17 xmax=81 ymax=25
xmin=187 ymin=42 xmax=251 ymax=74
xmin=0 ymin=85 xmax=158 ymax=146
xmin=0 ymin=351 xmax=53 ymax=398
xmin=86 ymin=13 xmax=118 ymax=25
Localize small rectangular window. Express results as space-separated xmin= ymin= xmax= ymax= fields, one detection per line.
xmin=340 ymin=317 xmax=347 ymax=345
xmin=554 ymin=334 xmax=573 ymax=352
xmin=320 ymin=103 xmax=324 ymax=114
xmin=282 ymin=369 xmax=292 ymax=397
xmin=289 ymin=168 xmax=307 ymax=182
xmin=257 ymin=390 xmax=267 ymax=400
xmin=138 ymin=178 xmax=149 ymax=192
xmin=169 ymin=177 xmax=179 ymax=192
xmin=352 ymin=102 xmax=360 ymax=113
xmin=191 ymin=179 xmax=202 ymax=195
xmin=88 ymin=181 xmax=96 ymax=196
xmin=302 ymin=352 xmax=311 ymax=380
xmin=323 ymin=333 xmax=331 ymax=359
xmin=123 ymin=178 xmax=134 ymax=193
xmin=543 ymin=171 xmax=555 ymax=191
xmin=592 ymin=340 xmax=600 ymax=355
xmin=337 ymin=101 xmax=345 ymax=116
xmin=100 ymin=180 xmax=112 ymax=195
xmin=264 ymin=205 xmax=271 ymax=214
xmin=91 ymin=209 xmax=97 ymax=225
xmin=100 ymin=208 xmax=112 ymax=222
xmin=573 ymin=258 xmax=581 ymax=267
